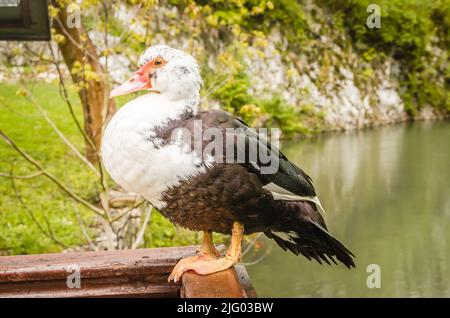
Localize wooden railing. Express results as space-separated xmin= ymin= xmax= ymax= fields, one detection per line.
xmin=0 ymin=246 xmax=256 ymax=298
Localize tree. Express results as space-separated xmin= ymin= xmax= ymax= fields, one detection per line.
xmin=50 ymin=0 xmax=115 ymax=164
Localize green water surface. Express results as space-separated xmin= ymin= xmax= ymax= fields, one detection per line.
xmin=245 ymin=121 xmax=450 ymax=297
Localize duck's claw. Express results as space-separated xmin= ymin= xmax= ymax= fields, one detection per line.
xmin=168 ymin=254 xmax=236 ymax=283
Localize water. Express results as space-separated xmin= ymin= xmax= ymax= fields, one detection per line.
xmin=244 ymin=121 xmax=450 ymax=297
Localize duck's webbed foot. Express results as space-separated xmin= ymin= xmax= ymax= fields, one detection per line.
xmin=168 ymin=222 xmax=244 ymax=283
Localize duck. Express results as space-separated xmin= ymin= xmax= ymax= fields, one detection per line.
xmin=102 ymin=44 xmax=355 ymax=282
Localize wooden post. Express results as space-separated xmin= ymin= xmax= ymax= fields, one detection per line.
xmin=0 ymin=246 xmax=256 ymax=298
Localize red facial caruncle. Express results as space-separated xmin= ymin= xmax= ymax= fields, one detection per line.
xmin=110 ymin=57 xmax=167 ymax=98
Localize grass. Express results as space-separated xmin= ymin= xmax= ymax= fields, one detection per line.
xmin=0 ymin=82 xmax=203 ymax=255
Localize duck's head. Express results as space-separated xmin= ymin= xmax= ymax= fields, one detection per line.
xmin=110 ymin=45 xmax=202 ymax=103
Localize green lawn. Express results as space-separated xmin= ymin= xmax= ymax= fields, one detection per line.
xmin=0 ymin=83 xmax=202 ymax=255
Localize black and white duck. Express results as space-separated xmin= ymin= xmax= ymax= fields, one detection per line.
xmin=102 ymin=45 xmax=355 ymax=282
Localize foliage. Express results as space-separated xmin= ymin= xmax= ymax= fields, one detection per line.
xmin=185 ymin=0 xmax=310 ymax=47
xmin=209 ymin=70 xmax=253 ymax=113
xmin=260 ymin=95 xmax=314 ymax=136
xmin=205 ymin=67 xmax=319 ymax=135
xmin=322 ymin=0 xmax=450 ymax=113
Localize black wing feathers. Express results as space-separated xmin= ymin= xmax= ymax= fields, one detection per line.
xmin=225 ymin=114 xmax=316 ymax=197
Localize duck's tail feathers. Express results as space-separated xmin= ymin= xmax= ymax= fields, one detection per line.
xmin=265 ymin=201 xmax=355 ymax=268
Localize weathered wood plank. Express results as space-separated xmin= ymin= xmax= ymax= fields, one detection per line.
xmin=0 ymin=246 xmax=193 ymax=297
xmin=0 ymin=246 xmax=256 ymax=298
xmin=0 ymin=246 xmax=196 ymax=283
xmin=0 ymin=281 xmax=179 ymax=298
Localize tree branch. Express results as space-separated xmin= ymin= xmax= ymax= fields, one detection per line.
xmin=0 ymin=171 xmax=43 ymax=179
xmin=242 ymin=243 xmax=273 ymax=266
xmin=19 ymin=86 xmax=100 ymax=177
xmin=9 ymin=164 xmax=68 ymax=249
xmin=0 ymin=96 xmax=39 ymax=119
xmin=47 ymin=42 xmax=97 ymax=153
xmin=241 ymin=232 xmax=263 ymax=257
xmin=0 ymin=129 xmax=106 ymax=218
xmin=72 ymin=203 xmax=98 ymax=251
xmin=201 ymin=73 xmax=233 ymax=104
xmin=132 ymin=204 xmax=152 ymax=249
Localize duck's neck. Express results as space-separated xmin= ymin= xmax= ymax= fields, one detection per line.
xmin=163 ymin=90 xmax=200 ymax=120
xmin=127 ymin=91 xmax=199 ymax=128
xmin=175 ymin=91 xmax=200 ymax=117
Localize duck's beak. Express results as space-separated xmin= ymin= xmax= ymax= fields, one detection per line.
xmin=110 ymin=66 xmax=152 ymax=98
